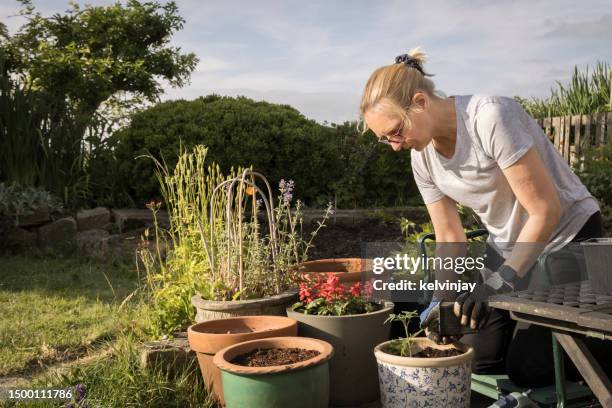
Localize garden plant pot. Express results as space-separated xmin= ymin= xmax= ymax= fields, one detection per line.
xmin=581 ymin=238 xmax=612 ymax=295
xmin=299 ymin=258 xmax=370 ymax=284
xmin=286 ymin=301 xmax=394 ymax=406
xmin=374 ymin=338 xmax=473 ymax=408
xmin=191 ymin=290 xmax=298 ymax=322
xmin=187 ymin=315 xmax=297 ymax=405
xmin=213 ymin=336 xmax=333 ymax=408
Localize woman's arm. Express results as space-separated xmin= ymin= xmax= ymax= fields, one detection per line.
xmin=501 ymin=147 xmax=561 ymax=277
xmin=426 ymin=196 xmax=468 ymax=300
xmin=427 ymin=196 xmax=467 ymax=243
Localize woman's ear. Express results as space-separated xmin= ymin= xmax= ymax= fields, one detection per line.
xmin=411 ymin=92 xmax=428 ymax=110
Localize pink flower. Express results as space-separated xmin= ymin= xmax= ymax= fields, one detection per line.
xmin=349 ymin=282 xmax=361 ymax=297
xmin=363 ymin=280 xmax=374 ymax=297
xmin=299 ymin=282 xmax=312 ymax=302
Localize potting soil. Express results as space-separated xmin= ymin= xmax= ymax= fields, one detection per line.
xmin=231 ymin=348 xmax=320 ymax=367
xmin=413 ymin=346 xmax=463 ymax=358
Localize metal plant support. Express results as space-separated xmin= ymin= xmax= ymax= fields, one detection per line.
xmin=198 ymin=169 xmax=280 ymax=299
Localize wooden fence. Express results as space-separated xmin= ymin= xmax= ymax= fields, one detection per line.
xmin=536 ymin=112 xmax=612 ymax=166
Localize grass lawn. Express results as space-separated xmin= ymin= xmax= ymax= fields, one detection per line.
xmin=0 ymin=254 xmax=139 ymax=376
xmin=0 ymin=254 xmax=215 ymax=407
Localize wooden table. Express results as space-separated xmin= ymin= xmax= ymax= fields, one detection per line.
xmin=490 ymin=281 xmax=612 ymax=408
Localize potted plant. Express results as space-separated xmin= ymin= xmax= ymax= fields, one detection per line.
xmin=187 ymin=315 xmax=297 ymax=405
xmin=140 ymin=146 xmax=333 ymax=335
xmin=213 ymin=336 xmax=333 ymax=408
xmin=190 ymin=171 xmax=333 ymax=322
xmin=374 ymin=311 xmax=474 ymax=408
xmin=286 ymin=273 xmax=394 ymax=406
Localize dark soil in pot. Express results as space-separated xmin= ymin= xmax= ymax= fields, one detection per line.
xmin=231 ymin=348 xmax=321 ymax=366
xmin=383 ymin=341 xmax=465 ymax=358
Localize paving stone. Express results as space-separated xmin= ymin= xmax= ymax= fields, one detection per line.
xmin=140 ymin=332 xmax=196 ymax=375
xmin=37 ymin=217 xmax=77 ymax=253
xmin=76 ymin=229 xmax=110 ymax=260
xmin=5 ymin=227 xmax=37 ymax=250
xmin=76 ymin=207 xmax=110 ymax=231
xmin=112 ymin=209 xmax=169 ymax=232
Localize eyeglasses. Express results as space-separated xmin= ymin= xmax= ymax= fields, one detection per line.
xmin=378 ymin=122 xmax=404 ymax=145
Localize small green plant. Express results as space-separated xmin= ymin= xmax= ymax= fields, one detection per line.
xmin=0 ymin=183 xmax=64 ymax=217
xmin=384 ymin=311 xmax=424 ymax=357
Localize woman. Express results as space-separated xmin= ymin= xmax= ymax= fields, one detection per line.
xmin=359 ymin=48 xmax=607 ymax=386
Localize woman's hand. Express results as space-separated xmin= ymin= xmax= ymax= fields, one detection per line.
xmin=420 ymin=300 xmax=463 ymax=344
xmin=453 ymin=266 xmax=518 ymax=329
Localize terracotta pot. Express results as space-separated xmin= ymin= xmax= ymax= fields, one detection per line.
xmin=287 ymin=301 xmax=394 ymax=406
xmin=187 ymin=315 xmax=297 ymax=405
xmin=374 ymin=338 xmax=474 ymax=408
xmin=213 ymin=336 xmax=333 ymax=408
xmin=298 ymin=258 xmax=371 ymax=284
xmin=191 ymin=290 xmax=298 ymax=323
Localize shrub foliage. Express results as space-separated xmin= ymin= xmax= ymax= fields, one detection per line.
xmin=109 ymin=95 xmax=418 ymax=208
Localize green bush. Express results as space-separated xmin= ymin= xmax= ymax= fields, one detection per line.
xmin=575 ymin=144 xmax=612 ymax=228
xmin=108 ymin=95 xmax=418 ymax=208
xmin=330 ymin=122 xmax=417 ymax=208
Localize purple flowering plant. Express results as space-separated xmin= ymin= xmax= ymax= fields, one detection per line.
xmin=195 ymin=170 xmax=334 ymax=301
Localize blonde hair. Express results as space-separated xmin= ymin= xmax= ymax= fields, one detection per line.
xmin=359 ymin=47 xmax=436 ymax=133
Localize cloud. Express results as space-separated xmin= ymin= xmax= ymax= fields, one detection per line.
xmin=542 ymin=14 xmax=612 ymax=40
xmin=163 ymin=87 xmax=362 ymax=125
xmin=2 ymin=0 xmax=611 ymax=124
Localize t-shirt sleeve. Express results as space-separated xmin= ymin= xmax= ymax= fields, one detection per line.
xmin=474 ymin=99 xmax=535 ymax=169
xmin=411 ymin=150 xmax=445 ymax=204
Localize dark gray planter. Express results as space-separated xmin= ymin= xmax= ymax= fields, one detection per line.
xmin=287 ymin=301 xmax=394 ymax=407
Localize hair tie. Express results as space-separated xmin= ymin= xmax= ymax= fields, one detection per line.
xmin=394 ymin=54 xmax=434 ymax=77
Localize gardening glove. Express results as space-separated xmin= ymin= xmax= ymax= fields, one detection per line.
xmin=454 ymin=265 xmax=519 ymax=330
xmin=419 ymin=300 xmax=463 ymax=345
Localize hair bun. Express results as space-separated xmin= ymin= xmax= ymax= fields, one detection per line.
xmin=394 ymin=51 xmax=434 ymax=77
xmin=394 ymin=54 xmax=417 ymax=65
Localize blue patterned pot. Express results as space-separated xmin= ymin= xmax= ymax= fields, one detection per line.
xmin=374 ymin=338 xmax=473 ymax=408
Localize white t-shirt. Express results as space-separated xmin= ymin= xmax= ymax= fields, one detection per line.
xmin=411 ymin=95 xmax=599 ymax=256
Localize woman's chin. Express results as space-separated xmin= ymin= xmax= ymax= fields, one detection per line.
xmin=390 ymin=141 xmax=403 ymax=151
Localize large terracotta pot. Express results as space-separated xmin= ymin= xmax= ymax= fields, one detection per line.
xmin=298 ymin=258 xmax=371 ymax=284
xmin=187 ymin=315 xmax=297 ymax=405
xmin=374 ymin=338 xmax=473 ymax=408
xmin=286 ymin=301 xmax=394 ymax=406
xmin=191 ymin=290 xmax=298 ymax=323
xmin=213 ymin=336 xmax=333 ymax=408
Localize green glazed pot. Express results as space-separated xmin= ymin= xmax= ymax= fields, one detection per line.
xmin=213 ymin=336 xmax=333 ymax=408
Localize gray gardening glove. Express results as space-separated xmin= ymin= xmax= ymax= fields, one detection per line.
xmin=454 ymin=265 xmax=519 ymax=330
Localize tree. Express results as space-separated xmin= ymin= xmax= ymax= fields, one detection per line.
xmin=0 ymin=0 xmax=197 ymax=206
xmin=3 ymin=0 xmax=197 ymax=116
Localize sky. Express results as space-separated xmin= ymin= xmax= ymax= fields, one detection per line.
xmin=2 ymin=0 xmax=611 ymax=124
